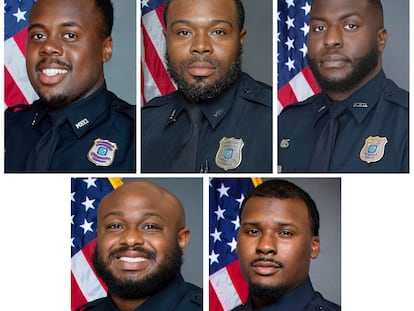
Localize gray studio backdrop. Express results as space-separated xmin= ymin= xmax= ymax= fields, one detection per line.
xmin=262 ymin=177 xmax=341 ymax=305
xmin=123 ymin=177 xmax=203 ymax=288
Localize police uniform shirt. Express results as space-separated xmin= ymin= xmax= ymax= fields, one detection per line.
xmin=278 ymin=70 xmax=408 ymax=173
xmin=142 ymin=72 xmax=272 ymax=173
xmin=5 ymin=84 xmax=136 ymax=173
xmin=75 ymin=274 xmax=202 ymax=311
xmin=231 ymin=277 xmax=340 ymax=311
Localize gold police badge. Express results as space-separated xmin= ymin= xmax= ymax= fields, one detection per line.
xmin=359 ymin=136 xmax=388 ymax=164
xmin=87 ymin=138 xmax=118 ymax=166
xmin=215 ymin=137 xmax=244 ymax=171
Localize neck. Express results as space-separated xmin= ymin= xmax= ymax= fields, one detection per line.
xmin=111 ymin=294 xmax=148 ymax=311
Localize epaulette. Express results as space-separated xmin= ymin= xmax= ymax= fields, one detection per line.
xmin=189 ymin=290 xmax=202 ymax=306
xmin=382 ymin=80 xmax=409 ymax=110
xmin=108 ymin=91 xmax=136 ymax=119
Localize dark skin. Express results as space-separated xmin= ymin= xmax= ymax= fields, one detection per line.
xmin=163 ymin=0 xmax=246 ymax=103
xmin=96 ymin=181 xmax=190 ymax=311
xmin=307 ymin=0 xmax=387 ymax=101
xmin=237 ymin=197 xmax=320 ymax=309
xmin=26 ymin=0 xmax=112 ymax=108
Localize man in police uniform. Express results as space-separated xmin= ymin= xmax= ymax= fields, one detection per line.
xmin=233 ymin=179 xmax=340 ymax=311
xmin=278 ymin=0 xmax=408 ymax=173
xmin=5 ymin=0 xmax=135 ymax=173
xmin=141 ymin=0 xmax=272 ymax=173
xmin=75 ymin=181 xmax=202 ymax=311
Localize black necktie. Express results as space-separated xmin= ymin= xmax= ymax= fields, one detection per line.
xmin=172 ymin=104 xmax=203 ymax=172
xmin=25 ymin=110 xmax=67 ymax=172
xmin=309 ymin=104 xmax=346 ymax=172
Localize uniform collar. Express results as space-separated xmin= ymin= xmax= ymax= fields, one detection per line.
xmin=31 ymin=84 xmax=109 ymax=138
xmin=313 ymin=69 xmax=387 ymax=125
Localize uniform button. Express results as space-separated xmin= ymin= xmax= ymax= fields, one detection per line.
xmin=243 ymin=88 xmax=251 ymax=94
xmin=388 ymin=91 xmax=396 ymax=97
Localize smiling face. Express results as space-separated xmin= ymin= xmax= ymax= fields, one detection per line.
xmin=93 ymin=181 xmax=189 ymax=301
xmin=236 ymin=197 xmax=320 ymax=307
xmin=164 ymin=0 xmax=246 ymax=102
xmin=26 ymin=0 xmax=112 ymax=107
xmin=306 ymin=0 xmax=386 ymax=101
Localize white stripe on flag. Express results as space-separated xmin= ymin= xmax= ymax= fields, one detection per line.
xmin=289 ymin=71 xmax=314 ymax=102
xmin=71 ymin=250 xmax=106 ymax=301
xmin=142 ymin=9 xmax=167 ymax=65
xmin=4 ymin=38 xmax=38 ymax=104
xmin=210 ymin=267 xmax=242 ymax=311
xmin=142 ymin=60 xmax=162 ymax=103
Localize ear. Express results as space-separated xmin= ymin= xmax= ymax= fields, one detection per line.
xmin=377 ymin=27 xmax=387 ymax=54
xmin=177 ymin=227 xmax=191 ymax=252
xmin=239 ymin=28 xmax=247 ymax=46
xmin=102 ymin=36 xmax=113 ymax=63
xmin=310 ymin=236 xmax=320 ymax=259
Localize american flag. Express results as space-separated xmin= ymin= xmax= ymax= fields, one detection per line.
xmin=4 ymin=0 xmax=38 ymax=108
xmin=209 ymin=178 xmax=262 ymax=311
xmin=141 ymin=0 xmax=176 ymax=105
xmin=71 ymin=177 xmax=123 ymax=311
xmin=277 ymin=0 xmax=320 ymax=112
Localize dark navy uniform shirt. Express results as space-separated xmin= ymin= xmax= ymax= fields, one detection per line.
xmin=278 ymin=70 xmax=408 ymax=173
xmin=75 ymin=275 xmax=202 ymax=311
xmin=231 ymin=277 xmax=340 ymax=311
xmin=142 ymin=72 xmax=272 ymax=173
xmin=5 ymin=84 xmax=136 ymax=173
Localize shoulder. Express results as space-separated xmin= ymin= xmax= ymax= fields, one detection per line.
xmin=107 ymin=91 xmax=136 ymax=120
xmin=305 ymin=291 xmax=341 ymax=311
xmin=381 ymin=79 xmax=409 ymax=110
xmin=239 ymin=72 xmax=272 ymax=107
xmin=279 ymin=93 xmax=323 ymax=120
xmin=74 ymin=297 xmax=110 ymax=311
xmin=181 ymin=282 xmax=202 ymax=308
xmin=5 ymin=101 xmax=39 ymax=119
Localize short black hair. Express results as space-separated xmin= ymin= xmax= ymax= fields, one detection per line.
xmin=163 ymin=0 xmax=245 ymax=30
xmin=95 ymin=0 xmax=114 ymax=38
xmin=240 ymin=179 xmax=320 ymax=237
xmin=369 ymin=0 xmax=383 ymax=10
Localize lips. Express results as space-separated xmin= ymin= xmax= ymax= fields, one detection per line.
xmin=36 ymin=59 xmax=71 ymax=85
xmin=251 ymin=259 xmax=282 ymax=276
xmin=319 ymin=54 xmax=349 ymax=69
xmin=187 ymin=62 xmax=216 ymax=77
xmin=114 ymin=251 xmax=151 ymax=271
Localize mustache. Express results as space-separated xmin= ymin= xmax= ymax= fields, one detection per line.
xmin=181 ymin=56 xmax=219 ymax=68
xmin=35 ymin=57 xmax=72 ymax=71
xmin=107 ymin=245 xmax=156 ymax=261
xmin=251 ymin=257 xmax=284 ymax=268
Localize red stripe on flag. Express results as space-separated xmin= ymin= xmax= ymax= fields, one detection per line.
xmin=278 ymin=82 xmax=298 ymax=108
xmin=155 ymin=4 xmax=166 ymax=28
xmin=13 ymin=28 xmax=28 ymax=56
xmin=209 ymin=281 xmax=225 ymax=311
xmin=142 ymin=26 xmax=175 ymax=96
xmin=71 ymin=272 xmax=88 ymax=310
xmin=81 ymin=239 xmax=108 ymax=291
xmin=226 ymin=260 xmax=248 ymax=304
xmin=302 ymin=66 xmax=321 ymax=94
xmin=4 ymin=67 xmax=29 ymax=107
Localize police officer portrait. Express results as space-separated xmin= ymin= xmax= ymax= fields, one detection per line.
xmin=209 ymin=178 xmax=341 ymax=311
xmin=4 ymin=0 xmax=136 ymax=173
xmin=71 ymin=178 xmax=202 ymax=311
xmin=141 ymin=0 xmax=272 ymax=173
xmin=277 ymin=0 xmax=409 ymax=173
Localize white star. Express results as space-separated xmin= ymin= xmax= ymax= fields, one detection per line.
xmin=285 ymin=0 xmax=295 ymax=9
xmin=277 ymin=11 xmax=280 ymax=22
xmin=71 ymin=214 xmax=75 ymax=225
xmin=83 ymin=177 xmax=97 ymax=189
xmin=80 ymin=219 xmax=94 ymax=235
xmin=277 ymin=31 xmax=280 ymax=43
xmin=210 ymin=228 xmax=222 ymax=242
xmin=71 ymin=237 xmax=75 ymax=248
xmin=301 ymin=22 xmax=310 ymax=36
xmin=13 ymin=8 xmax=27 ymax=23
xmin=209 ymin=250 xmax=220 ymax=265
xmin=82 ymin=196 xmax=96 ymax=212
xmin=300 ymin=43 xmax=308 ymax=57
xmin=285 ymin=57 xmax=295 ymax=71
xmin=214 ymin=205 xmax=226 ymax=221
xmin=285 ymin=16 xmax=295 ymax=30
xmin=302 ymin=2 xmax=312 ymax=15
xmin=285 ymin=37 xmax=295 ymax=51
xmin=231 ymin=215 xmax=240 ymax=230
xmin=236 ymin=194 xmax=245 ymax=208
xmin=227 ymin=237 xmax=238 ymax=252
xmin=71 ymin=192 xmax=75 ymax=202
xmin=141 ymin=0 xmax=150 ymax=8
xmin=216 ymin=183 xmax=230 ymax=198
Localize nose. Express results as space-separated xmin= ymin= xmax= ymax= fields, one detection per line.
xmin=256 ymin=232 xmax=276 ymax=255
xmin=120 ymin=228 xmax=144 ymax=247
xmin=40 ymin=36 xmax=64 ymax=56
xmin=324 ymin=26 xmax=343 ymax=48
xmin=191 ymin=32 xmax=212 ymax=55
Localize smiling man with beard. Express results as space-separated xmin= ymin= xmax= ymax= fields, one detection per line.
xmin=232 ymin=179 xmax=340 ymax=311
xmin=5 ymin=0 xmax=135 ymax=173
xmin=76 ymin=181 xmax=202 ymax=311
xmin=278 ymin=0 xmax=408 ymax=173
xmin=141 ymin=0 xmax=272 ymax=173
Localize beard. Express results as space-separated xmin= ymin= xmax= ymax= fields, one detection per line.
xmin=249 ymin=282 xmax=285 ymax=303
xmin=166 ymin=50 xmax=242 ymax=102
xmin=307 ymin=44 xmax=379 ymax=93
xmin=92 ymin=243 xmax=183 ymax=300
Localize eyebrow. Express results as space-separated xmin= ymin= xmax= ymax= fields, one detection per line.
xmin=169 ymin=19 xmax=234 ymax=29
xmin=28 ymin=21 xmax=82 ymax=31
xmin=241 ymin=221 xmax=299 ymax=228
xmin=310 ymin=11 xmax=362 ymax=22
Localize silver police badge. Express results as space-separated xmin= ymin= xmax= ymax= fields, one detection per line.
xmin=215 ymin=137 xmax=244 ymax=171
xmin=359 ymin=136 xmax=388 ymax=164
xmin=87 ymin=138 xmax=118 ymax=166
